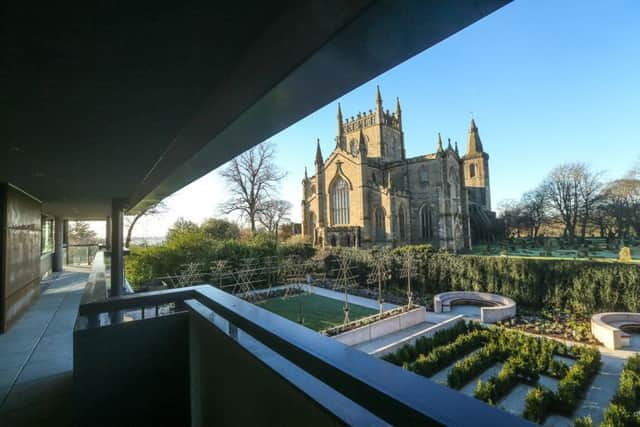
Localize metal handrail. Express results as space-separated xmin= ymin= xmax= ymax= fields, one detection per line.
xmin=76 ymin=284 xmax=532 ymax=426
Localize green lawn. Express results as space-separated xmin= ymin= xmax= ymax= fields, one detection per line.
xmin=256 ymin=293 xmax=377 ymax=331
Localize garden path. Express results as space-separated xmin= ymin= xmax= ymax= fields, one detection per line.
xmin=543 ymin=414 xmax=572 ymax=426
xmin=498 ymin=383 xmax=534 ymax=416
xmin=572 ymin=353 xmax=624 ymax=426
xmin=459 ymin=362 xmax=504 ymax=396
xmin=353 ymin=321 xmax=435 ymax=354
xmin=538 ymin=375 xmax=559 ymax=393
xmin=429 ymin=348 xmax=482 ymax=386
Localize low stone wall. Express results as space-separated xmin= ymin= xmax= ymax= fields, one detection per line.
xmin=332 ymin=306 xmax=427 ymax=347
xmin=369 ymin=315 xmax=465 ymax=358
xmin=481 ymin=303 xmax=517 ymax=324
xmin=591 ymin=312 xmax=640 ymax=349
xmin=433 ymin=291 xmax=516 ymax=324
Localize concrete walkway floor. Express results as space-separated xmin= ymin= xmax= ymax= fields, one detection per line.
xmin=0 ymin=269 xmax=88 ymax=426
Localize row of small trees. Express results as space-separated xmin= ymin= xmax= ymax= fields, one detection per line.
xmin=500 ymin=160 xmax=640 ymax=240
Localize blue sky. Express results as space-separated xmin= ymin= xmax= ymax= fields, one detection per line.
xmin=109 ymin=0 xmax=640 ymax=238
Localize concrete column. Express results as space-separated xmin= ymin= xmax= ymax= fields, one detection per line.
xmin=105 ymin=216 xmax=112 ymax=249
xmin=54 ymin=216 xmax=64 ymax=272
xmin=63 ymin=220 xmax=69 ymax=265
xmin=110 ymin=200 xmax=125 ymax=297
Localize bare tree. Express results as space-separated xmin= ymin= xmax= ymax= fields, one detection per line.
xmin=497 ymin=199 xmax=524 ymax=237
xmin=591 ymin=199 xmax=617 ymax=238
xmin=627 ymin=159 xmax=640 ymax=237
xmin=577 ymin=166 xmax=603 ymax=238
xmin=257 ymin=199 xmax=292 ymax=233
xmin=521 ymin=185 xmax=549 ymax=238
xmin=543 ymin=163 xmax=581 ymax=239
xmin=125 ymin=201 xmax=168 ymax=248
xmin=219 ymin=142 xmax=286 ymax=232
xmin=604 ymin=176 xmax=640 ymax=239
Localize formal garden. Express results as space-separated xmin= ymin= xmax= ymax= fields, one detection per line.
xmin=381 ymin=322 xmax=630 ymax=426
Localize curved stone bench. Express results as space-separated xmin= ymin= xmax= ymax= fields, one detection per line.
xmin=591 ymin=312 xmax=640 ymax=349
xmin=433 ymin=291 xmax=516 ymax=324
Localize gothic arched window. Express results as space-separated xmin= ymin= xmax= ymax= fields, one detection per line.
xmin=398 ymin=205 xmax=406 ymax=241
xmin=330 ymin=177 xmax=350 ymax=225
xmin=419 ymin=167 xmax=429 ymax=184
xmin=469 ymin=163 xmax=476 ymax=178
xmin=420 ymin=205 xmax=432 ymax=239
xmin=375 ymin=207 xmax=385 ymax=241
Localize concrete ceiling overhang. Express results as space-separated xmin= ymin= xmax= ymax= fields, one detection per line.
xmin=1 ymin=0 xmax=510 ymax=219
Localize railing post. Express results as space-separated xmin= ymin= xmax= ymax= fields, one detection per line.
xmin=105 ymin=216 xmax=112 ymax=250
xmin=110 ymin=199 xmax=126 ymax=297
xmin=53 ymin=216 xmax=64 ymax=272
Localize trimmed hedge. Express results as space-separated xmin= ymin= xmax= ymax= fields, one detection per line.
xmin=408 ymin=329 xmax=489 ymax=377
xmin=553 ymin=347 xmax=601 ymax=413
xmin=448 ymin=343 xmax=504 ymax=389
xmin=382 ymin=247 xmax=640 ymax=314
xmin=125 ymin=233 xmax=314 ymax=289
xmin=382 ymin=320 xmax=473 ymax=366
xmin=452 ymin=329 xmax=559 ymax=392
xmin=524 ymin=386 xmax=554 ymax=423
xmin=601 ymin=355 xmax=640 ymax=427
xmin=474 ymin=353 xmax=542 ymax=403
xmin=573 ymin=416 xmax=593 ymax=427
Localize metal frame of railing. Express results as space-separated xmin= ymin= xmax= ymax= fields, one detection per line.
xmin=77 ymin=284 xmax=533 ymax=426
xmin=67 ymin=243 xmax=100 ymax=266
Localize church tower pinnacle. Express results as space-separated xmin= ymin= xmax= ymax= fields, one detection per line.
xmin=375 ymin=85 xmax=384 ymax=124
xmin=437 ymin=133 xmax=444 ymax=154
xmin=466 ymin=118 xmax=484 ymax=154
xmin=315 ymin=138 xmax=323 ymax=166
xmin=395 ymin=97 xmax=402 ymax=131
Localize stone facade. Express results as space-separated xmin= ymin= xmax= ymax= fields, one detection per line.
xmin=301 ymin=87 xmax=493 ymax=250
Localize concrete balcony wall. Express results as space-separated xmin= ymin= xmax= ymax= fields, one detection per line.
xmin=0 ymin=184 xmax=42 ymax=333
xmin=188 ymin=301 xmax=376 ymax=426
xmin=73 ymin=312 xmax=190 ymax=426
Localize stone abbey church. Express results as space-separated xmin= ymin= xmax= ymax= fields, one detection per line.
xmin=300 ymin=87 xmax=495 ymax=250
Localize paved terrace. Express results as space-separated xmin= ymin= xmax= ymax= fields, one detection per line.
xmin=0 ymin=269 xmax=89 ymax=426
